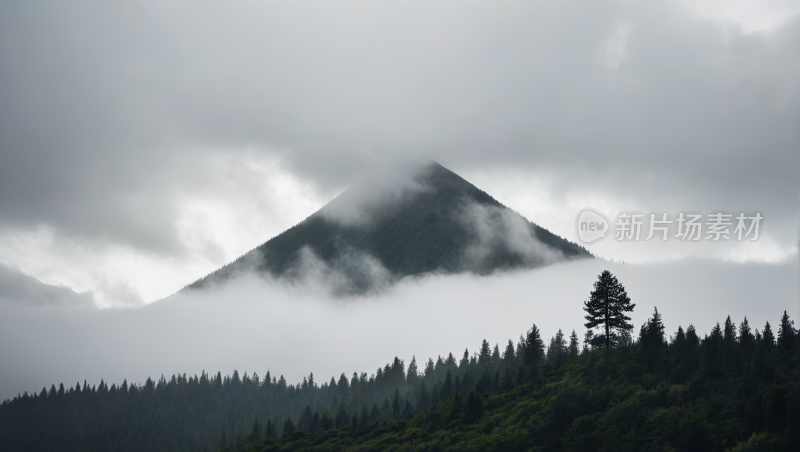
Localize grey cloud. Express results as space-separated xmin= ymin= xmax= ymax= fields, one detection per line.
xmin=0 ymin=0 xmax=798 ymax=259
xmin=0 ymin=263 xmax=95 ymax=308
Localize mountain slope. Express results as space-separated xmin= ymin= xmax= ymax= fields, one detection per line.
xmin=185 ymin=162 xmax=591 ymax=293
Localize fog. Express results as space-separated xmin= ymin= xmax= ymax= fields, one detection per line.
xmin=285 ymin=246 xmax=394 ymax=297
xmin=318 ymin=160 xmax=431 ymax=228
xmin=459 ymin=201 xmax=566 ymax=270
xmin=1 ymin=0 xmax=798 ymax=304
xmin=0 ymin=263 xmax=95 ymax=308
xmin=1 ymin=257 xmax=796 ymax=401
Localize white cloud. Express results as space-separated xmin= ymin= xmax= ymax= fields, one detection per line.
xmin=686 ymin=0 xmax=800 ymax=33
xmin=0 ymin=0 xmax=797 ymax=304
xmin=0 ymin=152 xmax=330 ymax=306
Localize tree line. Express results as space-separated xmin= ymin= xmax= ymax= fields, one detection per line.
xmin=0 ymin=270 xmax=797 ymax=451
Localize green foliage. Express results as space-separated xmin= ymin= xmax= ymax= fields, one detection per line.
xmin=229 ymin=312 xmax=797 ymax=452
xmin=730 ymin=432 xmax=788 ymax=452
xmin=583 ymin=270 xmax=636 ymax=349
xmin=1 ymin=310 xmax=797 ymax=451
xmin=525 ymin=323 xmax=545 ymax=367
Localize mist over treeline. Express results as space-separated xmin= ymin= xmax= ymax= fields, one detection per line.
xmin=1 ymin=297 xmax=798 ymax=451
xmin=1 ymin=258 xmax=796 ymax=403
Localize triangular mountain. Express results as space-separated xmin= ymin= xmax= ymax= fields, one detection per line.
xmin=185 ymin=162 xmax=591 ymax=294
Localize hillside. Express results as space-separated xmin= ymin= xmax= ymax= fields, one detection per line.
xmin=231 ymin=312 xmax=800 ymax=452
xmin=185 ymin=162 xmax=591 ymax=294
xmin=1 ymin=309 xmax=797 ymax=451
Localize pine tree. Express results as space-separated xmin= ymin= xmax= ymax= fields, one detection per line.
xmin=449 ymin=393 xmax=463 ymax=419
xmin=568 ymin=330 xmax=579 ymax=361
xmin=321 ymin=413 xmax=332 ymax=431
xmin=516 ymin=335 xmax=526 ymax=361
xmin=516 ymin=365 xmax=525 ymax=386
xmin=335 ymin=406 xmax=349 ymax=428
xmin=464 ymin=391 xmax=483 ymax=423
xmin=686 ymin=324 xmax=700 ymax=347
xmin=264 ymin=420 xmax=275 ymax=439
xmin=381 ymin=397 xmax=391 ymax=420
xmin=478 ymin=340 xmax=492 ymax=369
xmin=282 ymin=417 xmax=295 ymax=437
xmin=441 ymin=371 xmax=453 ymax=401
xmin=370 ymin=404 xmax=380 ymax=424
xmin=503 ymin=340 xmax=516 ymax=367
xmin=392 ymin=389 xmax=401 ymax=420
xmin=476 ymin=369 xmax=491 ymax=394
xmin=583 ymin=330 xmax=594 ymax=354
xmin=723 ymin=315 xmax=737 ymax=345
xmin=524 ymin=324 xmax=545 ymax=368
xmin=501 ymin=368 xmax=514 ymax=393
xmin=763 ymin=321 xmax=775 ymax=350
xmin=777 ymin=310 xmax=796 ymax=351
xmin=739 ymin=317 xmax=754 ymax=355
xmin=298 ymin=405 xmax=312 ymax=432
xmin=417 ymin=381 xmax=429 ymax=412
xmin=674 ymin=326 xmax=687 ymax=353
xmin=583 ymin=270 xmax=636 ymax=349
xmin=640 ymin=307 xmax=666 ymax=347
xmin=407 ymin=356 xmax=419 ymax=387
xmin=546 ymin=329 xmax=567 ymax=363
xmin=491 ymin=344 xmax=501 ymax=370
xmin=705 ymin=322 xmax=724 ymax=375
xmin=249 ymin=417 xmax=261 ymax=443
xmin=337 ymin=373 xmax=349 ymax=401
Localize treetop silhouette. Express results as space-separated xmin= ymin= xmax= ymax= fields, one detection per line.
xmin=583 ymin=270 xmax=636 ymax=349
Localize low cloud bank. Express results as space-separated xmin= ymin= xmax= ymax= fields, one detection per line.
xmin=0 ymin=258 xmax=796 ymax=401
xmin=0 ymin=263 xmax=95 ymax=309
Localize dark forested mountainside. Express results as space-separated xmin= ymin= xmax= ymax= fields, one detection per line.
xmin=1 ymin=310 xmax=797 ymax=452
xmin=185 ymin=162 xmax=591 ymax=294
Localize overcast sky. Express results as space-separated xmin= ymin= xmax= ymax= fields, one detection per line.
xmin=0 ymin=0 xmax=799 ymax=307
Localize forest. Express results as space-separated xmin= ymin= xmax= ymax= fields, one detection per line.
xmin=1 ymin=272 xmax=798 ymax=452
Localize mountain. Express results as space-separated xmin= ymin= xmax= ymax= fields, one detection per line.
xmin=185 ymin=162 xmax=591 ymax=294
xmin=0 ymin=263 xmax=95 ymax=308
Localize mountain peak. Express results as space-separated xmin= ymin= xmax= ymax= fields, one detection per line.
xmin=185 ymin=162 xmax=591 ymax=295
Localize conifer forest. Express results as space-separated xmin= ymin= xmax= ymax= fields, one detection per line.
xmin=2 ymin=271 xmax=798 ymax=452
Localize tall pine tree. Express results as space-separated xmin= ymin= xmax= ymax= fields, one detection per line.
xmin=524 ymin=324 xmax=545 ymax=368
xmin=583 ymin=270 xmax=635 ymax=349
xmin=777 ymin=310 xmax=796 ymax=351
